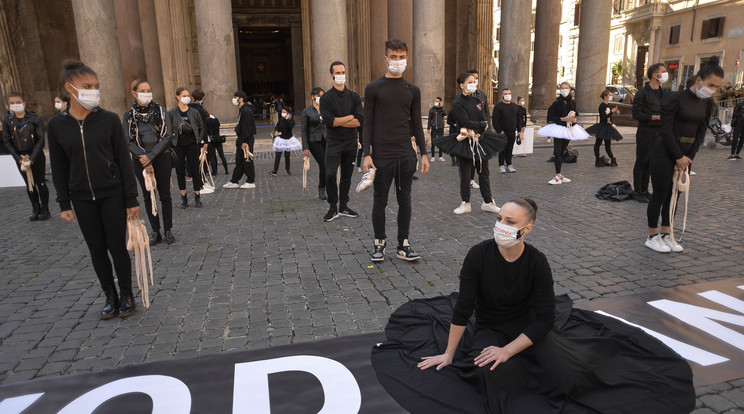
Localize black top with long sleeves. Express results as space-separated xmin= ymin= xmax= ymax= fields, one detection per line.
xmin=731 ymin=100 xmax=744 ymax=128
xmin=659 ymin=88 xmax=713 ymax=161
xmin=319 ymin=86 xmax=364 ymax=142
xmin=632 ymin=82 xmax=664 ymax=129
xmin=275 ymin=115 xmax=295 ymax=138
xmin=235 ymin=104 xmax=257 ymax=144
xmin=362 ymin=76 xmax=425 ymax=158
xmin=547 ymin=96 xmax=578 ymax=126
xmin=491 ymin=101 xmax=521 ymax=134
xmin=166 ymin=107 xmax=206 ymax=147
xmin=598 ymin=102 xmax=613 ymax=124
xmin=122 ymin=104 xmax=170 ymax=163
xmin=427 ymin=106 xmax=447 ymax=131
xmin=450 ymin=93 xmax=488 ymax=134
xmin=452 ymin=240 xmax=556 ymax=344
xmin=301 ymin=105 xmax=326 ymax=150
xmin=518 ymin=105 xmax=527 ymax=130
xmin=1 ymin=112 xmax=44 ymax=163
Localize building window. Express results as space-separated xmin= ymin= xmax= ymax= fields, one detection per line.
xmin=613 ymin=0 xmax=624 ymax=16
xmin=614 ymin=34 xmax=624 ymax=54
xmin=700 ymin=17 xmax=725 ymax=40
xmin=496 ymin=27 xmax=501 ymax=42
xmin=574 ymin=3 xmax=580 ymax=27
xmin=559 ymin=35 xmax=563 ymax=47
xmin=669 ymin=25 xmax=681 ymax=45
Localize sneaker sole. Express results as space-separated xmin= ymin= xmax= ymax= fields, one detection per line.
xmin=396 ymin=253 xmax=421 ymax=261
xmin=338 ymin=213 xmax=358 ymax=218
xmin=371 ymin=248 xmax=386 ymax=262
xmin=323 ymin=214 xmax=340 ymax=222
xmin=644 ymin=241 xmax=671 ymax=253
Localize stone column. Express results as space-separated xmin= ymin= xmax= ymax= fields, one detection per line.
xmin=114 ymin=0 xmax=147 ymax=101
xmin=290 ymin=21 xmax=305 ymax=110
xmin=387 ymin=0 xmax=414 ymax=82
xmin=413 ymin=0 xmax=445 ymax=107
xmin=575 ymin=0 xmax=611 ymax=114
xmin=470 ymin=0 xmax=493 ymax=106
xmin=369 ymin=0 xmax=388 ymax=80
xmin=499 ymin=0 xmax=531 ymax=108
xmin=193 ymin=0 xmax=238 ymax=121
xmin=531 ymin=0 xmax=561 ymax=110
xmin=138 ymin=0 xmax=166 ymax=105
xmin=311 ymin=0 xmax=348 ymax=89
xmin=300 ymin=0 xmax=312 ymax=98
xmin=70 ymin=0 xmax=127 ymax=115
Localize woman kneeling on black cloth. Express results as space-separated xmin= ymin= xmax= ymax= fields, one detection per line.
xmin=371 ymin=198 xmax=694 ymax=413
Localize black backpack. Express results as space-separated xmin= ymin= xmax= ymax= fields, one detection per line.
xmin=596 ymin=180 xmax=634 ymax=201
xmin=546 ymin=147 xmax=578 ymax=163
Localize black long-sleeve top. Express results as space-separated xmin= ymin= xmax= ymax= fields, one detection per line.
xmin=427 ymin=106 xmax=447 ymax=130
xmin=660 ymin=88 xmax=713 ymax=161
xmin=452 ymin=240 xmax=555 ymax=344
xmin=363 ymin=76 xmax=425 ymax=158
xmin=301 ymin=105 xmax=326 ymax=150
xmin=598 ymin=102 xmax=613 ymax=124
xmin=206 ymin=115 xmax=220 ymax=139
xmin=731 ymin=100 xmax=744 ymax=128
xmin=518 ymin=105 xmax=527 ymax=129
xmin=320 ymin=86 xmax=364 ymax=142
xmin=547 ymin=96 xmax=578 ymax=126
xmin=632 ymin=82 xmax=663 ymax=129
xmin=166 ymin=107 xmax=206 ymax=147
xmin=450 ymin=93 xmax=489 ymax=135
xmin=188 ymin=102 xmax=210 ymax=142
xmin=235 ymin=104 xmax=257 ymax=144
xmin=491 ymin=101 xmax=521 ymax=134
xmin=122 ymin=104 xmax=171 ymax=164
xmin=2 ymin=112 xmax=45 ymax=163
xmin=275 ymin=115 xmax=295 ymax=138
xmin=47 ymin=109 xmax=139 ymax=211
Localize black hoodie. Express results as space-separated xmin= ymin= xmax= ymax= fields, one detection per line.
xmin=47 ymin=108 xmax=139 ymax=211
xmin=547 ymin=95 xmax=578 ymax=126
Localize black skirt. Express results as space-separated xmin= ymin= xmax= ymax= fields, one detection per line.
xmin=432 ymin=130 xmax=507 ymax=162
xmin=371 ymin=294 xmax=694 ymax=414
xmin=586 ymin=123 xmax=624 ymax=141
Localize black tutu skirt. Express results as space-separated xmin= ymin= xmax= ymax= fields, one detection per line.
xmin=586 ymin=123 xmax=624 ymax=141
xmin=432 ymin=131 xmax=507 ymax=162
xmin=371 ymin=294 xmax=694 ymax=414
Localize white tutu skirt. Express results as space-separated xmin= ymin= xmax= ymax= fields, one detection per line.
xmin=537 ymin=124 xmax=589 ymax=140
xmin=273 ymin=136 xmax=302 ymax=152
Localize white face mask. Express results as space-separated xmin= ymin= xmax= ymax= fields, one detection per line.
xmin=518 ymin=101 xmax=525 ymax=106
xmin=493 ymin=221 xmax=530 ymax=249
xmin=232 ymin=97 xmax=240 ymax=106
xmin=658 ymin=72 xmax=669 ymax=83
xmin=560 ymin=88 xmax=570 ymax=97
xmin=434 ymin=102 xmax=439 ymax=107
xmin=696 ymin=81 xmax=714 ymax=99
xmin=503 ymin=94 xmax=512 ymax=102
xmin=180 ymin=96 xmax=191 ymax=105
xmin=137 ymin=92 xmax=153 ymax=106
xmin=607 ymin=95 xmax=612 ymax=101
xmin=465 ymin=83 xmax=478 ymax=94
xmin=333 ymin=75 xmax=346 ymax=86
xmin=473 ymin=80 xmax=479 ymax=87
xmin=314 ymin=96 xmax=321 ymax=105
xmin=68 ymin=84 xmax=101 ymax=110
xmin=9 ymin=103 xmax=25 ymax=114
xmin=54 ymin=102 xmax=65 ymax=111
xmin=387 ymin=59 xmax=407 ymax=76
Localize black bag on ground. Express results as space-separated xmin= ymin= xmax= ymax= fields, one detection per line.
xmin=596 ymin=180 xmax=634 ymax=201
xmin=547 ymin=147 xmax=578 ymax=163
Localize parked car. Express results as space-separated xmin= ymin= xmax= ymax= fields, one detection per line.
xmin=606 ymin=85 xmax=637 ymax=103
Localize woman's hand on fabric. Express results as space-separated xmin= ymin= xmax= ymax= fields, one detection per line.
xmin=303 ymin=149 xmax=311 ymax=158
xmin=675 ymin=156 xmax=691 ymax=170
xmin=474 ymin=346 xmax=512 ymax=370
xmin=60 ymin=210 xmax=75 ymax=222
xmin=418 ymin=353 xmax=453 ymax=371
xmin=126 ymin=206 xmax=140 ymax=219
xmin=139 ymin=155 xmax=151 ymax=166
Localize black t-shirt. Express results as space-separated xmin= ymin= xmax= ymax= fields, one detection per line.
xmin=177 ymin=109 xmax=195 ymax=146
xmin=492 ymin=101 xmax=520 ymax=134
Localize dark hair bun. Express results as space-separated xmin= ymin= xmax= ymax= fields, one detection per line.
xmin=63 ymin=60 xmax=85 ymax=70
xmin=706 ymin=56 xmax=720 ymax=67
xmin=523 ymin=198 xmax=538 ymax=215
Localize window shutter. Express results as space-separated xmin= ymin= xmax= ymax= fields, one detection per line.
xmin=717 ymin=17 xmax=725 ymax=37
xmin=701 ymin=19 xmax=710 ymax=40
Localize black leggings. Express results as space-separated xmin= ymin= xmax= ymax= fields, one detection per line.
xmin=308 ymin=139 xmax=327 ymax=189
xmin=498 ymin=132 xmax=516 ymax=166
xmin=72 ymin=195 xmax=132 ymax=293
xmin=16 ymin=155 xmax=49 ymax=208
xmin=372 ymin=155 xmax=416 ymax=244
xmin=175 ymin=143 xmax=202 ymax=192
xmin=133 ymin=152 xmax=172 ymax=233
xmin=646 ymin=141 xmax=678 ymax=228
xmin=356 ymin=146 xmax=364 ymax=167
xmin=458 ymin=156 xmax=492 ymax=203
xmin=731 ymin=124 xmax=744 ymax=155
xmin=633 ymin=128 xmax=660 ymax=193
xmin=208 ymin=140 xmax=229 ymax=174
xmin=273 ymin=151 xmax=291 ymax=172
xmin=553 ymin=138 xmax=569 ymax=174
xmin=593 ymin=137 xmax=614 ymax=159
xmin=431 ymin=129 xmax=443 ymax=157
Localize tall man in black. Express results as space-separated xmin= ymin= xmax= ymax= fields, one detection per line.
xmin=631 ymin=63 xmax=666 ymax=202
xmin=466 ymin=68 xmax=490 ymax=188
xmin=224 ymin=91 xmax=257 ymax=189
xmin=319 ymin=61 xmax=364 ymax=222
xmin=363 ymin=39 xmax=430 ymax=262
xmin=492 ymin=88 xmax=522 ymax=173
xmin=427 ymin=96 xmax=447 ymax=162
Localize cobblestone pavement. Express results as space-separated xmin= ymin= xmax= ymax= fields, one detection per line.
xmin=0 ymin=136 xmax=742 ymax=413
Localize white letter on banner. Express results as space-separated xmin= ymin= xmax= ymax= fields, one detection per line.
xmin=56 ymin=375 xmax=191 ymax=414
xmin=595 ymin=310 xmax=728 ymax=366
xmin=648 ymin=299 xmax=744 ymax=352
xmin=232 ymin=355 xmax=362 ymax=414
xmin=0 ymin=393 xmax=44 ymax=414
xmin=698 ymin=290 xmax=744 ymax=314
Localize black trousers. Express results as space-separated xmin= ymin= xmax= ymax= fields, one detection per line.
xmin=356 ymin=146 xmax=364 ymax=167
xmin=325 ymin=139 xmax=356 ymax=207
xmin=731 ymin=124 xmax=744 ymax=155
xmin=15 ymin=155 xmax=49 ymax=208
xmin=72 ymin=195 xmax=132 ymax=294
xmin=552 ymin=138 xmax=570 ymax=174
xmin=308 ymin=139 xmax=327 ymax=189
xmin=132 ymin=152 xmax=172 ymax=233
xmin=458 ymin=156 xmax=492 ymax=203
xmin=430 ymin=129 xmax=444 ymax=157
xmin=230 ymin=138 xmax=255 ymax=184
xmin=633 ymin=127 xmax=660 ymax=193
xmin=498 ymin=132 xmax=516 ymax=166
xmin=208 ymin=140 xmax=229 ymax=174
xmin=593 ymin=137 xmax=614 ymax=159
xmin=175 ymin=142 xmax=202 ymax=192
xmin=372 ymin=155 xmax=417 ymax=244
xmin=646 ymin=140 xmax=677 ymax=228
xmin=273 ymin=151 xmax=291 ymax=172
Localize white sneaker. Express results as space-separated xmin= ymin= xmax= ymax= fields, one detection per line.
xmin=645 ymin=235 xmax=671 ymax=253
xmin=548 ymin=176 xmax=562 ymax=185
xmin=439 ymin=157 xmax=445 ymax=162
xmin=561 ymin=176 xmax=571 ymax=183
xmin=430 ymin=156 xmax=436 ymax=162
xmin=481 ymin=201 xmax=500 ymax=213
xmin=223 ymin=182 xmax=239 ymax=189
xmin=453 ymin=201 xmax=471 ymax=214
xmin=199 ymin=187 xmax=214 ymax=194
xmin=470 ymin=180 xmax=480 ymax=189
xmin=499 ymin=165 xmax=506 ymax=174
xmin=661 ymin=235 xmax=683 ymax=252
xmin=240 ymin=182 xmax=256 ymax=189
xmin=507 ymin=165 xmax=517 ymax=173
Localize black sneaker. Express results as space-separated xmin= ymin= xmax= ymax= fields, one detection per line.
xmin=727 ymin=155 xmax=737 ymax=160
xmin=632 ymin=192 xmax=648 ymax=203
xmin=396 ymin=239 xmax=421 ymax=261
xmin=642 ymin=191 xmax=653 ymax=202
xmin=194 ymin=195 xmax=203 ymax=208
xmin=371 ymin=239 xmax=386 ymax=262
xmin=149 ymin=231 xmax=162 ymax=246
xmin=323 ymin=207 xmax=339 ymax=222
xmin=180 ymin=195 xmax=188 ymax=208
xmin=338 ymin=206 xmax=358 ymax=218
xmin=268 ymin=170 xmax=277 ymax=177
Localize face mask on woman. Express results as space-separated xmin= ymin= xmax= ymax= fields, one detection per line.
xmin=137 ymin=92 xmax=153 ymax=106
xmin=465 ymin=83 xmax=478 ymax=94
xmin=314 ymin=96 xmax=321 ymax=105
xmin=54 ymin=102 xmax=65 ymax=111
xmin=695 ymin=80 xmax=714 ymax=99
xmin=560 ymin=88 xmax=570 ymax=98
xmin=68 ymin=84 xmax=101 ymax=110
xmin=180 ymin=96 xmax=191 ymax=105
xmin=493 ymin=221 xmax=530 ymax=248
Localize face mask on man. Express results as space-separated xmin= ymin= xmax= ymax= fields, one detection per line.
xmin=137 ymin=92 xmax=153 ymax=105
xmin=503 ymin=94 xmax=512 ymax=102
xmin=465 ymin=83 xmax=478 ymax=94
xmin=696 ymin=80 xmax=714 ymax=99
xmin=180 ymin=96 xmax=191 ymax=105
xmin=560 ymin=88 xmax=570 ymax=98
xmin=314 ymin=96 xmax=321 ymax=105
xmin=387 ymin=59 xmax=407 ymax=76
xmin=334 ymin=75 xmax=346 ymax=86
xmin=434 ymin=101 xmax=440 ymax=107
xmin=9 ymin=103 xmax=25 ymax=114
xmin=658 ymin=72 xmax=669 ymax=83
xmin=68 ymin=84 xmax=101 ymax=110
xmin=232 ymin=97 xmax=240 ymax=106
xmin=54 ymin=102 xmax=65 ymax=111
xmin=493 ymin=221 xmax=530 ymax=248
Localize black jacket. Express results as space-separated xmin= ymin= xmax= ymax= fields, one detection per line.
xmin=188 ymin=102 xmax=210 ymax=142
xmin=235 ymin=104 xmax=257 ymax=144
xmin=206 ymin=115 xmax=221 ymax=140
xmin=47 ymin=108 xmax=139 ymax=211
xmin=122 ymin=104 xmax=171 ymax=165
xmin=2 ymin=112 xmax=45 ymax=163
xmin=731 ymin=100 xmax=744 ymax=128
xmin=547 ymin=96 xmax=578 ymax=126
xmin=301 ymin=105 xmax=326 ymax=150
xmin=660 ymin=88 xmax=713 ymax=161
xmin=632 ymin=82 xmax=664 ymax=129
xmin=166 ymin=106 xmax=206 ymax=147
xmin=450 ymin=93 xmax=489 ymax=134
xmin=427 ymin=106 xmax=447 ymax=130
xmin=274 ymin=115 xmax=295 ymax=139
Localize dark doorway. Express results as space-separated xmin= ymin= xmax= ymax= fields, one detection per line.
xmin=237 ymin=27 xmax=294 ymax=108
xmin=635 ymin=45 xmax=649 ymax=88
